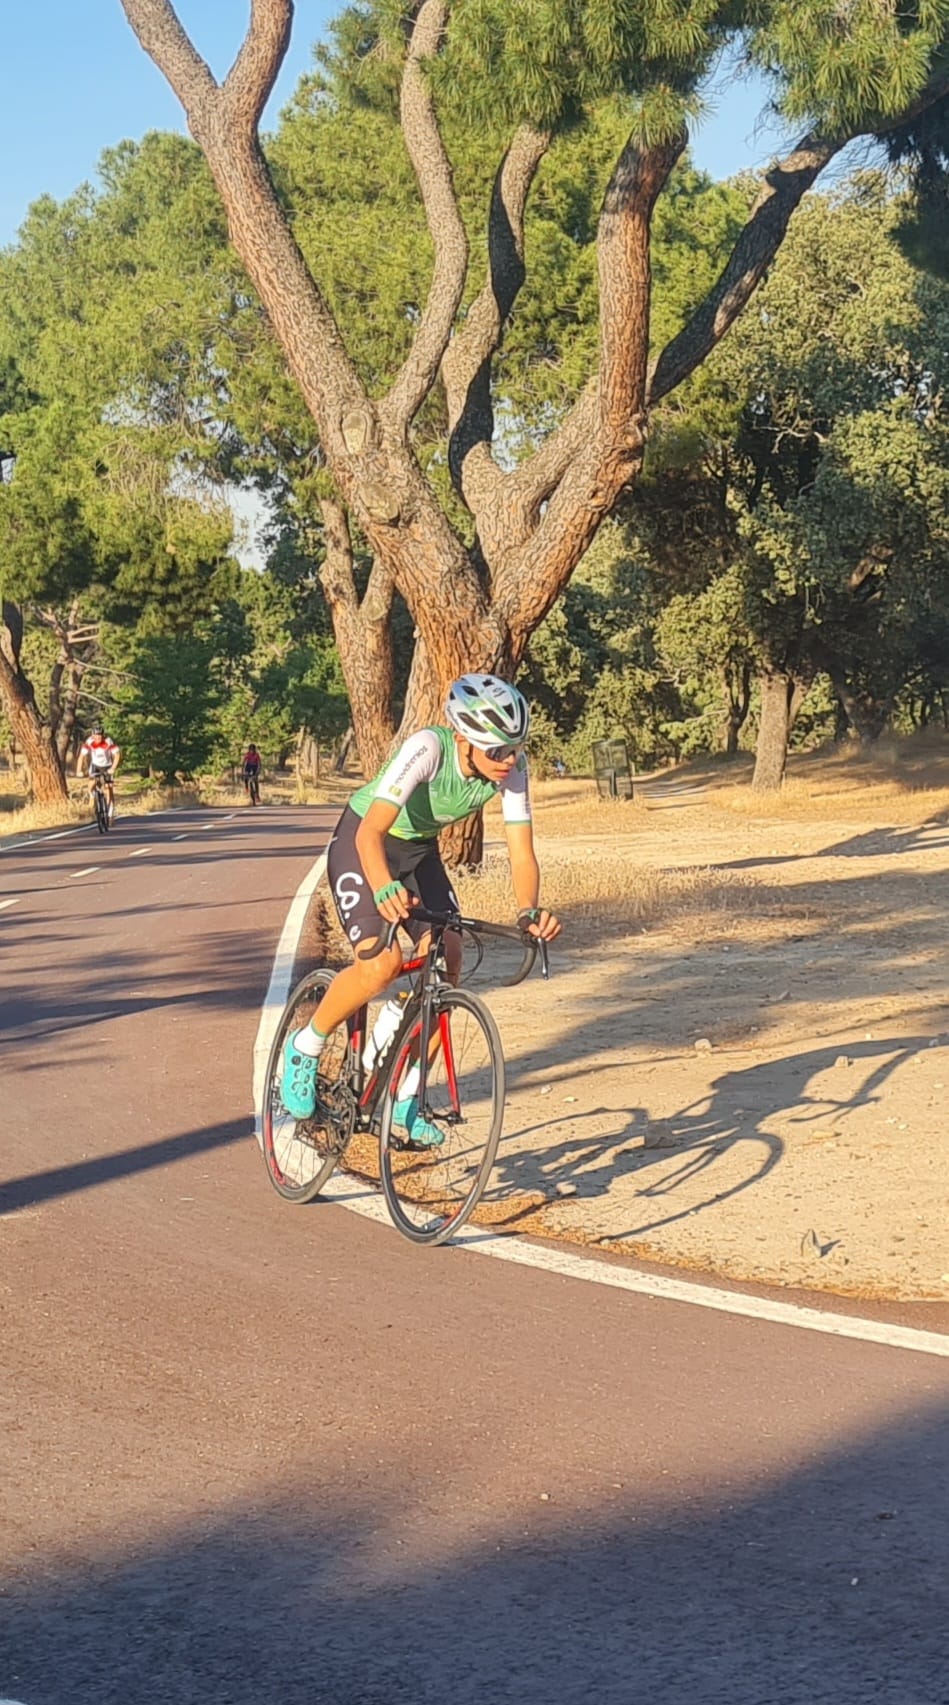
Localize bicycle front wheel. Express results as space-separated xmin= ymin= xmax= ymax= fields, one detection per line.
xmin=261 ymin=968 xmax=353 ymax=1203
xmin=379 ymin=987 xmax=505 ymax=1246
xmin=94 ymin=788 xmax=109 ymax=833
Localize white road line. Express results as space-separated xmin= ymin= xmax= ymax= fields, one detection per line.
xmin=0 ymin=896 xmax=21 ymax=911
xmin=305 ymin=1172 xmax=949 ymax=1360
xmin=253 ymin=851 xmax=949 ymax=1364
xmin=252 ymin=851 xmax=328 ymax=1142
xmin=172 ymin=833 xmax=189 ymax=841
xmin=129 ymin=847 xmax=154 ymax=857
xmin=3 ymin=822 xmax=92 ymax=849
xmin=69 ymin=866 xmax=100 ymax=879
xmin=0 ymin=804 xmax=190 ymax=854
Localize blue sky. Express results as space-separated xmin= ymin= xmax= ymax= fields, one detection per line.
xmin=0 ymin=3 xmax=792 ymax=248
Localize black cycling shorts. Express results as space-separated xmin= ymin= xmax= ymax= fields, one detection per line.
xmin=326 ymin=806 xmax=458 ymax=951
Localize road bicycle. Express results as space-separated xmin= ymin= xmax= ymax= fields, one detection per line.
xmin=261 ymin=907 xmax=550 ymax=1245
xmin=243 ymin=770 xmax=261 ymax=806
xmin=90 ymin=770 xmax=113 ymax=834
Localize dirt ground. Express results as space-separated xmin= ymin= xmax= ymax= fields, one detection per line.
xmin=446 ymin=745 xmax=949 ymax=1303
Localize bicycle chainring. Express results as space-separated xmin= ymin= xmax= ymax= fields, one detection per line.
xmin=313 ymin=1075 xmax=357 ymax=1153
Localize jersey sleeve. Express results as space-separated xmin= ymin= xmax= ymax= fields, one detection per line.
xmin=499 ymin=754 xmax=532 ymax=824
xmin=372 ymin=730 xmax=442 ymax=809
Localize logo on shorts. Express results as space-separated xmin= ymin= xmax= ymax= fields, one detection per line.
xmin=335 ymin=871 xmax=364 ymax=915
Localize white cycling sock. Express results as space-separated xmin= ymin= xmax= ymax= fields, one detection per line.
xmin=292 ymin=1026 xmax=327 ymax=1058
xmin=398 ymin=1063 xmax=421 ymax=1100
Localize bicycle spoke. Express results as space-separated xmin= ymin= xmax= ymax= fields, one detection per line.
xmin=380 ymin=989 xmax=504 ymax=1245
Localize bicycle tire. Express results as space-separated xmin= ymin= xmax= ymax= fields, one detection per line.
xmin=379 ymin=986 xmax=505 ymax=1246
xmin=94 ymin=787 xmax=109 ymax=834
xmin=261 ymin=967 xmax=354 ymax=1203
xmin=250 ymin=776 xmax=260 ymax=806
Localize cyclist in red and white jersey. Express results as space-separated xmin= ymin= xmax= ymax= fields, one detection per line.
xmin=77 ymin=723 xmax=122 ymax=820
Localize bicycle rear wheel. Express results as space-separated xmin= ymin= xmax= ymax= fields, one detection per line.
xmin=94 ymin=787 xmax=109 ymax=833
xmin=379 ymin=987 xmax=505 ymax=1245
xmin=261 ymin=968 xmax=353 ymax=1203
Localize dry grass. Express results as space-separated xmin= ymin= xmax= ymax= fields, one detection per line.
xmin=452 ymin=849 xmax=798 ymax=944
xmin=198 ymin=773 xmax=354 ymax=809
xmin=0 ymin=780 xmax=206 ymax=841
xmin=0 ymin=769 xmax=350 ymax=842
xmin=308 ymin=846 xmax=800 ymax=968
xmin=713 ymin=731 xmax=949 ymax=823
xmin=0 ymin=796 xmax=90 ymax=837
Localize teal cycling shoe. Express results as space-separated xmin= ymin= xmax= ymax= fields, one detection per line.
xmin=280 ymin=1037 xmax=319 ymax=1120
xmin=392 ymin=1095 xmax=445 ymax=1148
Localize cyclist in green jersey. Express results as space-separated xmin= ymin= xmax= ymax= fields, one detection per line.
xmin=280 ymin=674 xmax=561 ymax=1143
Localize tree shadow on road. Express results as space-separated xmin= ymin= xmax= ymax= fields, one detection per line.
xmin=2 ymin=1399 xmax=947 ymax=1704
xmin=0 ymin=1116 xmax=249 ymax=1217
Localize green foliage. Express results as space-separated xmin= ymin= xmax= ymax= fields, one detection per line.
xmin=886 ymin=92 xmax=949 ymax=279
xmin=748 ymin=0 xmax=949 ymax=135
xmin=114 ymin=632 xmax=220 ymax=780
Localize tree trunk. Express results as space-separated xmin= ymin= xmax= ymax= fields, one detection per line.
xmin=334 ymin=726 xmax=357 ymax=775
xmin=296 ymin=729 xmax=319 ymax=784
xmin=0 ymin=603 xmax=68 ymax=804
xmin=819 ymin=655 xmax=889 ymax=746
xmin=319 ymin=501 xmax=398 ymax=774
xmin=51 ymin=657 xmax=86 ymax=767
xmin=751 ymin=671 xmax=796 ymax=792
xmin=440 ymin=811 xmax=484 ymax=872
xmin=721 ymin=663 xmax=752 ymax=756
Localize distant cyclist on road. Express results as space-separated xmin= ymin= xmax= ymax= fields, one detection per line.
xmin=241 ymin=743 xmax=261 ymax=801
xmin=280 ymin=674 xmax=561 ymax=1145
xmin=77 ymin=722 xmax=122 ymax=821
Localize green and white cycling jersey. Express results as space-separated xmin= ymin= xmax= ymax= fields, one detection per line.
xmin=348 ymin=723 xmax=531 ymax=842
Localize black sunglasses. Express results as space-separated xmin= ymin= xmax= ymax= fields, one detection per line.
xmin=482 ymin=741 xmax=525 ymax=763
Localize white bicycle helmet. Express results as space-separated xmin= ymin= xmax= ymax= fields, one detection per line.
xmin=445 ymin=674 xmax=531 ymax=749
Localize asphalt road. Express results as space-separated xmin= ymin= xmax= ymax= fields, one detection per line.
xmin=2 ymin=806 xmax=948 ymax=1705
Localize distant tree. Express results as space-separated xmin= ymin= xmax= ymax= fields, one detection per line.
xmin=115 ymin=632 xmax=220 ymax=781
xmin=0 ymin=190 xmax=236 ymax=802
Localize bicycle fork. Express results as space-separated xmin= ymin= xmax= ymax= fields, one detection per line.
xmin=387 ymin=994 xmax=460 ymax=1137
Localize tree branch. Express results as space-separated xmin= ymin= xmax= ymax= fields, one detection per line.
xmin=441 ymin=124 xmax=552 ymax=514
xmin=381 ymin=1 xmax=469 ymax=438
xmin=118 ymin=0 xmax=219 ymax=113
xmin=599 ymin=130 xmax=684 ymax=445
xmin=222 ymin=0 xmax=293 ymax=133
xmin=649 ymin=65 xmax=949 ymax=406
xmin=648 ymin=132 xmax=843 ymax=405
xmin=122 ymin=0 xmax=371 ymax=451
xmin=492 ymin=135 xmax=683 ymax=625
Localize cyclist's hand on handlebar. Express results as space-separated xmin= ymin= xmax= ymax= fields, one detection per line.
xmin=518 ymin=906 xmax=561 ymax=941
xmin=376 ymin=882 xmax=416 ymax=924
